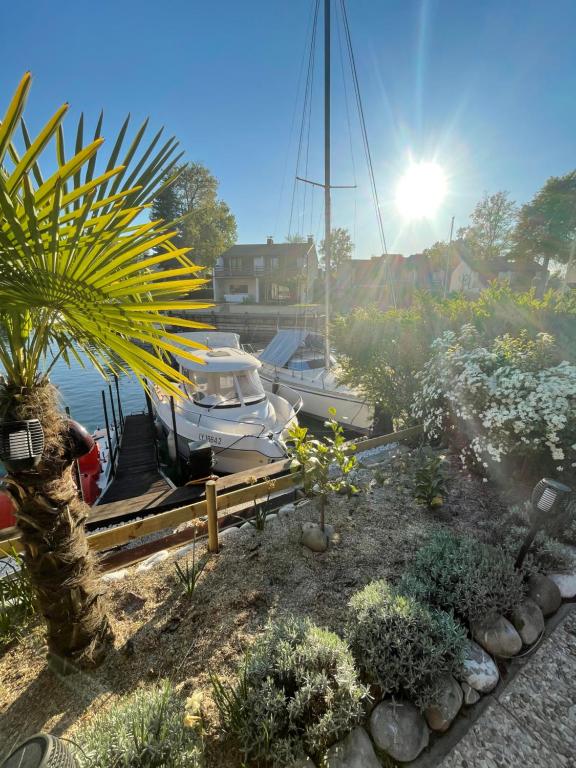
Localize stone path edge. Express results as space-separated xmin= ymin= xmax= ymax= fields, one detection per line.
xmin=409 ymin=602 xmax=575 ymax=768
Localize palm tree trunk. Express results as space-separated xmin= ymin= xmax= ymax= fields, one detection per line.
xmin=1 ymin=380 xmax=112 ymax=668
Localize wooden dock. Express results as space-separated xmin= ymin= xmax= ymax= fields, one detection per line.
xmin=87 ymin=413 xmax=204 ymax=529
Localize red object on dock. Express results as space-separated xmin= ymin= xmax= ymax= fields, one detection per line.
xmin=0 ymin=490 xmax=16 ymax=530
xmin=78 ymin=442 xmax=102 ymax=505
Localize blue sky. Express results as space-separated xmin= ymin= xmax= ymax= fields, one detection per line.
xmin=2 ymin=0 xmax=576 ymax=258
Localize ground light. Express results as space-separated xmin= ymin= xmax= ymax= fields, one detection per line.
xmin=515 ymin=478 xmax=573 ymax=569
xmin=0 ymin=419 xmax=44 ymax=472
xmin=1 ymin=733 xmax=77 ymax=767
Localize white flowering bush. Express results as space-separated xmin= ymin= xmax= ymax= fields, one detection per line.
xmin=413 ymin=326 xmax=576 ymax=478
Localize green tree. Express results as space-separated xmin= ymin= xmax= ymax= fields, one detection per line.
xmin=151 ymin=162 xmax=236 ymax=267
xmin=320 ymin=227 xmax=353 ymax=272
xmin=0 ymin=74 xmax=210 ymax=667
xmin=458 ymin=191 xmax=517 ymax=260
xmin=512 ymin=171 xmax=576 ymax=270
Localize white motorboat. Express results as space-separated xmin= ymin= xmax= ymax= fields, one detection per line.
xmin=149 ymin=332 xmax=302 ymax=474
xmin=258 ymin=330 xmax=373 ymax=434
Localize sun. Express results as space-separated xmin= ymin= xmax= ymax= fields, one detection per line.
xmin=396 ymin=161 xmax=447 ymax=220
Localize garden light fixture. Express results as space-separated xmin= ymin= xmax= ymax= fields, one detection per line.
xmin=515 ymin=478 xmax=573 ymax=569
xmin=0 ymin=419 xmax=45 ymax=472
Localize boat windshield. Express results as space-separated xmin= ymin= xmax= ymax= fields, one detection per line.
xmin=183 ymin=368 xmax=265 ymax=407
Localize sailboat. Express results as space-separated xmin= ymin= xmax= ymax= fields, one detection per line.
xmin=259 ymin=0 xmax=382 ymax=434
xmin=258 ymin=329 xmax=372 ymax=433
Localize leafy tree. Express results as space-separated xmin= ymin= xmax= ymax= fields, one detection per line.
xmin=512 ymin=171 xmax=576 ymax=270
xmin=458 ymin=191 xmax=517 ymax=260
xmin=0 ymin=74 xmax=210 ymax=667
xmin=320 ymin=227 xmax=353 ymax=272
xmin=288 ymin=409 xmax=358 ymax=532
xmin=151 ymin=162 xmax=236 ymax=267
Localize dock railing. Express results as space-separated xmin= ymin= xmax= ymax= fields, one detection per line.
xmin=0 ymin=425 xmax=422 ymax=570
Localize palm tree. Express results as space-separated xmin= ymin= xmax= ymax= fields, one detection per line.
xmin=0 ymin=74 xmax=211 ymax=668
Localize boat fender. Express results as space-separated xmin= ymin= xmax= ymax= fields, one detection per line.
xmin=63 ymin=419 xmax=95 ymax=461
xmin=0 ymin=490 xmax=16 ymax=530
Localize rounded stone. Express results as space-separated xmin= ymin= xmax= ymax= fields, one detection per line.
xmin=425 ymin=675 xmax=463 ymax=732
xmin=370 ymin=700 xmax=429 ymax=762
xmin=511 ymin=599 xmax=545 ymax=646
xmin=528 ymin=573 xmax=562 ymax=617
xmin=325 ymin=726 xmax=380 ymax=768
xmin=456 ymin=641 xmax=499 ymax=693
xmin=472 ymin=614 xmax=523 ymax=658
xmin=548 ymin=573 xmax=576 ymax=599
xmin=301 ymin=522 xmax=333 ymax=552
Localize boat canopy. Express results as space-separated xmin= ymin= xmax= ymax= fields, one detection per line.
xmin=260 ymin=330 xmax=323 ymax=368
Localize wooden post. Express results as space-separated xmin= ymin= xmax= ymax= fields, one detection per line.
xmin=206 ymin=480 xmax=219 ymax=553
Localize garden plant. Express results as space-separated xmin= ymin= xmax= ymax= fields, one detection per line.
xmin=346 ymin=580 xmax=466 ymax=708
xmin=288 ymin=407 xmax=358 ymax=532
xmin=211 ymin=617 xmax=366 ymax=767
xmin=402 ymin=530 xmax=526 ymax=624
xmin=75 ymin=682 xmax=204 ymax=768
xmin=413 ymin=326 xmax=576 ymax=481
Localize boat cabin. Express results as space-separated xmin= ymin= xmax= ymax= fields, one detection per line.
xmin=260 ymin=330 xmax=335 ymax=371
xmin=171 ymin=339 xmax=267 ymax=410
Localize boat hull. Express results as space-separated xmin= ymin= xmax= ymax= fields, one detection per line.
xmin=260 ymin=367 xmax=372 ymax=433
xmin=150 ymin=389 xmax=294 ymax=474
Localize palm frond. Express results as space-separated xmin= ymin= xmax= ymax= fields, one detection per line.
xmin=0 ymin=73 xmax=211 ymax=394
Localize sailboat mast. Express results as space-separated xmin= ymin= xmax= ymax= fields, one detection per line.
xmin=324 ymin=0 xmax=331 ymax=370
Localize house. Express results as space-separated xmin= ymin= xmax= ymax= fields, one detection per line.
xmin=449 ymin=250 xmax=540 ymax=295
xmin=333 ymin=252 xmax=438 ymax=311
xmin=213 ymin=237 xmax=318 ymax=305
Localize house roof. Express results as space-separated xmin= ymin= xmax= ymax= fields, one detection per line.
xmin=220 ymin=242 xmax=317 ymax=260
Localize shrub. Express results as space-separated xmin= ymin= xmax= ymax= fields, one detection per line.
xmin=76 ymin=682 xmax=204 ymax=768
xmin=0 ymin=549 xmax=36 ymax=650
xmin=211 ymin=617 xmax=366 ymax=767
xmin=414 ymin=451 xmax=447 ymax=507
xmin=346 ymin=581 xmax=466 ymax=709
xmin=402 ymin=530 xmax=526 ymax=624
xmin=333 ymin=284 xmax=576 ymax=428
xmin=413 ymin=326 xmax=576 ymax=480
xmin=489 ymin=507 xmax=576 ymax=577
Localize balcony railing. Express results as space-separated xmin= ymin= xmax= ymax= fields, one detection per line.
xmin=214 ymin=264 xmax=302 ymax=277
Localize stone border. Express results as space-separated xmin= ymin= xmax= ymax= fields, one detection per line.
xmin=410 ymin=601 xmax=575 ymax=767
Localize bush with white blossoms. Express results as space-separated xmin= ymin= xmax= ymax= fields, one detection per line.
xmin=413 ymin=326 xmax=576 ymax=477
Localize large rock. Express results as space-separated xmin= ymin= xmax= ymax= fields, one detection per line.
xmin=460 ymin=682 xmax=480 ymax=706
xmin=325 ymin=727 xmax=380 ymax=768
xmin=425 ymin=675 xmax=463 ymax=732
xmin=548 ymin=573 xmax=576 ymax=599
xmin=510 ymin=599 xmax=545 ymax=645
xmin=528 ymin=573 xmax=562 ymax=616
xmin=370 ymin=700 xmax=429 ymax=762
xmin=301 ymin=522 xmax=334 ymax=552
xmin=472 ymin=614 xmax=522 ymax=658
xmin=457 ymin=641 xmax=499 ymax=693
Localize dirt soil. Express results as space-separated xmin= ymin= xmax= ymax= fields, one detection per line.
xmin=0 ymin=449 xmax=509 ymax=765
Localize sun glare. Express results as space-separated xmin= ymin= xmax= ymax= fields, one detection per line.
xmin=396 ymin=161 xmax=447 ymax=220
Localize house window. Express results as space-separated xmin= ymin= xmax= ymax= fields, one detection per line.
xmin=229 ymin=256 xmax=243 ymax=272
xmin=229 ymin=284 xmax=249 ymax=294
